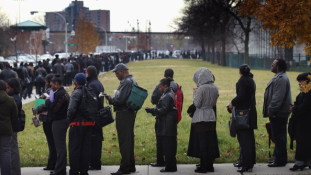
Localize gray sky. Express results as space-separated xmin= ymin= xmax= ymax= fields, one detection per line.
xmin=0 ymin=0 xmax=185 ymax=32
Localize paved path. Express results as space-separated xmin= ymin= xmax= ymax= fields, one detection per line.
xmin=21 ymin=163 xmax=311 ymax=175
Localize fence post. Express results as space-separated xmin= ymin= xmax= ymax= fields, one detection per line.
xmin=299 ymin=53 xmax=301 ymax=71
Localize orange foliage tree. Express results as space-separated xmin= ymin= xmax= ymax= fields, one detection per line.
xmin=71 ymin=16 xmax=100 ymax=54
xmin=239 ymin=0 xmax=311 ymax=55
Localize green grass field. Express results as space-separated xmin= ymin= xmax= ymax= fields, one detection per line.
xmin=20 ymin=59 xmax=302 ymax=167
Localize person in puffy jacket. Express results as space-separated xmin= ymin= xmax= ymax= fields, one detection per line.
xmin=145 ymin=77 xmax=177 ymax=173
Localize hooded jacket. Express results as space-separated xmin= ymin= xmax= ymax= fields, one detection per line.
xmin=192 ymin=68 xmax=218 ymax=123
xmin=0 ymin=90 xmax=18 ymax=136
xmin=151 ymin=80 xmax=178 ymax=105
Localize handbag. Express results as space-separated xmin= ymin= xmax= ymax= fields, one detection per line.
xmin=234 ymin=94 xmax=254 ymax=130
xmin=229 ymin=116 xmax=237 ymax=137
xmin=96 ymin=106 xmax=114 ymax=127
xmin=234 ymin=108 xmax=250 ymax=130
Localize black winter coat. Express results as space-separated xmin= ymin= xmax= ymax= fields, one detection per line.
xmin=8 ymin=92 xmax=22 ymax=132
xmin=87 ymin=76 xmax=104 ymax=110
xmin=151 ymin=88 xmax=177 ymax=136
xmin=231 ymin=75 xmax=257 ymax=129
xmin=45 ymin=87 xmax=70 ymax=121
xmin=292 ymin=91 xmax=311 ymax=160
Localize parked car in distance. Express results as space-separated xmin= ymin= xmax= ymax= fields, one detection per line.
xmin=40 ymin=54 xmax=53 ymax=61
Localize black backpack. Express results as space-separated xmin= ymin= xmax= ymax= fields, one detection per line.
xmin=79 ymin=86 xmax=99 ymax=121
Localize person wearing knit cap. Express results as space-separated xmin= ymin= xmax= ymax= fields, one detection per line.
xmin=67 ymin=72 xmax=94 ymax=175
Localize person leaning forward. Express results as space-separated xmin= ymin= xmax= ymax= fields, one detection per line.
xmin=104 ymin=63 xmax=137 ymax=175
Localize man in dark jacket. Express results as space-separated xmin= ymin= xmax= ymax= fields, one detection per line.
xmin=85 ymin=66 xmax=105 ymax=170
xmin=67 ymin=73 xmax=95 ymax=175
xmin=0 ymin=62 xmax=17 ymax=82
xmin=105 ymin=63 xmax=137 ymax=175
xmin=263 ymin=59 xmax=292 ymax=167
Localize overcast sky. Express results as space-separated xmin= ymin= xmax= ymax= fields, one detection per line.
xmin=0 ymin=0 xmax=185 ymax=32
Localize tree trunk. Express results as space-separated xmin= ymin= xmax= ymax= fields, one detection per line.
xmin=221 ymin=30 xmax=226 ymax=66
xmin=244 ymin=31 xmax=250 ymax=64
xmin=201 ymin=42 xmax=206 ymax=61
xmin=211 ymin=41 xmax=215 ymax=64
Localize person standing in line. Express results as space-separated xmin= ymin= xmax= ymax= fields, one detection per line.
xmin=6 ymin=78 xmax=23 ymax=175
xmin=67 ymin=73 xmax=95 ymax=175
xmin=52 ymin=60 xmax=65 ymax=83
xmin=150 ymin=68 xmax=179 ymax=168
xmin=190 ymin=67 xmax=219 ymax=173
xmin=288 ymin=72 xmax=311 ymax=171
xmin=33 ymin=73 xmax=57 ymax=171
xmin=45 ymin=74 xmax=70 ymax=175
xmin=263 ymin=58 xmax=292 ymax=167
xmin=86 ymin=66 xmax=105 ymax=171
xmin=34 ymin=64 xmax=48 ymax=96
xmin=64 ymin=59 xmax=74 ymax=87
xmin=104 ymin=63 xmax=137 ymax=175
xmin=0 ymin=62 xmax=18 ymax=82
xmin=228 ymin=64 xmax=257 ymax=172
xmin=145 ymin=77 xmax=178 ymax=173
xmin=0 ymin=79 xmax=18 ymax=175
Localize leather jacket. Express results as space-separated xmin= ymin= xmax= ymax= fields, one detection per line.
xmin=151 ymin=88 xmax=177 ymax=136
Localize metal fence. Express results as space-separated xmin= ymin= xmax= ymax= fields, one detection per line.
xmin=206 ymin=52 xmax=311 ymax=72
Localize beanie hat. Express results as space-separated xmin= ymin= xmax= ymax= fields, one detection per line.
xmin=74 ymin=73 xmax=86 ymax=85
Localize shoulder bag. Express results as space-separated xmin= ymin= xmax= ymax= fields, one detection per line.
xmin=96 ymin=106 xmax=114 ymax=127
xmin=234 ymin=95 xmax=254 ymax=130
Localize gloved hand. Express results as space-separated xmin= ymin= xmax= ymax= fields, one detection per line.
xmin=145 ymin=108 xmax=152 ymax=113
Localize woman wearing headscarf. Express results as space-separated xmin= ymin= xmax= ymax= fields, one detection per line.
xmin=33 ymin=73 xmax=57 ymax=171
xmin=0 ymin=79 xmax=18 ymax=175
xmin=191 ymin=67 xmax=219 ymax=173
xmin=6 ymin=78 xmax=23 ymax=175
xmin=289 ymin=72 xmax=311 ymax=171
xmin=228 ymin=64 xmax=257 ymax=172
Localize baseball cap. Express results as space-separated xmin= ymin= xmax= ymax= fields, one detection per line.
xmin=111 ymin=63 xmax=129 ymax=72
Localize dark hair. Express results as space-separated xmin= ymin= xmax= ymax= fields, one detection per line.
xmin=0 ymin=80 xmax=6 ymax=90
xmin=160 ymin=77 xmax=173 ymax=87
xmin=87 ymin=66 xmax=97 ymax=76
xmin=45 ymin=73 xmax=55 ymax=83
xmin=6 ymin=78 xmax=22 ymax=94
xmin=3 ymin=62 xmax=10 ymax=68
xmin=239 ymin=64 xmax=251 ymax=76
xmin=276 ymin=59 xmax=287 ymax=72
xmin=164 ymin=68 xmax=174 ymax=79
xmin=51 ymin=74 xmax=62 ymax=84
xmin=297 ymin=72 xmax=311 ymax=83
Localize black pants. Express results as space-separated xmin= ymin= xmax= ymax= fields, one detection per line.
xmin=116 ymin=111 xmax=136 ymax=172
xmin=197 ymin=132 xmax=214 ymax=170
xmin=52 ymin=119 xmax=69 ymax=175
xmin=236 ymin=129 xmax=256 ymax=168
xmin=270 ymin=117 xmax=289 ymax=164
xmin=161 ymin=136 xmax=177 ymax=171
xmin=89 ymin=127 xmax=103 ymax=169
xmin=43 ymin=122 xmax=57 ymax=169
xmin=69 ymin=125 xmax=92 ymax=175
xmin=155 ymin=135 xmax=165 ymax=164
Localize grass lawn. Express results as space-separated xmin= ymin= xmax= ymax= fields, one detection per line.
xmin=20 ymin=59 xmax=302 ymax=167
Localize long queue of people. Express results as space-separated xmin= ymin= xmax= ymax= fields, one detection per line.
xmin=0 ymin=57 xmax=310 ymax=175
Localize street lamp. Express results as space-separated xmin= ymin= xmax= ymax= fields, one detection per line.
xmin=96 ymin=26 xmax=107 ymax=46
xmin=30 ymin=11 xmax=68 ymax=58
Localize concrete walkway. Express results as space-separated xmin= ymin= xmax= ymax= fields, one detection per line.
xmin=21 ymin=163 xmax=311 ymax=175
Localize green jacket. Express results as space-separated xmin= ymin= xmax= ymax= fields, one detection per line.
xmin=0 ymin=90 xmax=17 ymax=136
